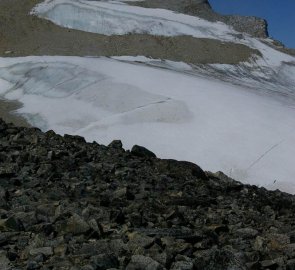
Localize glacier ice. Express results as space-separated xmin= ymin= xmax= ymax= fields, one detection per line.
xmin=0 ymin=56 xmax=295 ymax=194
xmin=31 ymin=0 xmax=295 ymax=84
xmin=32 ymin=0 xmax=238 ymax=41
xmin=32 ymin=1 xmax=295 ymax=63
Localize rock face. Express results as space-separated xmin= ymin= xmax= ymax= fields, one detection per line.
xmin=1 ymin=118 xmax=295 ymax=269
xmin=198 ymin=4 xmax=268 ymax=39
xmin=132 ymin=0 xmax=268 ymax=38
xmin=223 ymin=15 xmax=268 ymax=39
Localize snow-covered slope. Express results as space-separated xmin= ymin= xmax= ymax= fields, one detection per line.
xmin=0 ymin=0 xmax=295 ymax=193
xmin=32 ymin=0 xmax=237 ymax=40
xmin=31 ymin=0 xmax=295 ymax=100
xmin=0 ymin=56 xmax=295 ymax=193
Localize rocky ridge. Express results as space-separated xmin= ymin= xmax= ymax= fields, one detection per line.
xmin=1 ymin=118 xmax=295 ymax=269
xmin=130 ymin=0 xmax=268 ymax=38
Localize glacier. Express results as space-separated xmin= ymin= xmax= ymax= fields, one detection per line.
xmin=31 ymin=0 xmax=295 ymax=99
xmin=0 ymin=56 xmax=295 ymax=194
xmin=32 ymin=0 xmax=237 ymax=40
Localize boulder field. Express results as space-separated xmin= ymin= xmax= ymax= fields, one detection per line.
xmin=0 ymin=118 xmax=295 ymax=269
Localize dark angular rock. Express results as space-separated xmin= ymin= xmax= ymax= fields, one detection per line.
xmin=64 ymin=134 xmax=86 ymax=143
xmin=29 ymin=247 xmax=53 ymax=257
xmin=26 ymin=260 xmax=40 ymax=270
xmin=126 ymin=255 xmax=164 ymax=270
xmin=287 ymin=259 xmax=295 ymax=270
xmin=108 ymin=140 xmax=123 ymax=149
xmin=160 ymin=159 xmax=208 ymax=180
xmin=64 ymin=214 xmax=90 ymax=235
xmin=90 ymin=253 xmax=119 ymax=270
xmin=131 ymin=145 xmax=156 ymax=158
xmin=171 ymin=260 xmax=194 ymax=270
xmin=235 ymin=228 xmax=259 ymax=239
xmin=0 ymin=216 xmax=23 ymax=231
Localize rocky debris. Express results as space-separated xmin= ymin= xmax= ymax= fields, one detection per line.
xmin=1 ymin=118 xmax=295 ymax=269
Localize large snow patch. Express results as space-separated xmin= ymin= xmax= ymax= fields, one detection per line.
xmin=32 ymin=0 xmax=237 ymax=41
xmin=0 ymin=56 xmax=295 ymax=194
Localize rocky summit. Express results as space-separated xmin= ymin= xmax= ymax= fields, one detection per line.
xmin=0 ymin=118 xmax=295 ymax=269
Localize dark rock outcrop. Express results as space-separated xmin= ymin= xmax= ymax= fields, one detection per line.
xmin=1 ymin=118 xmax=295 ymax=269
xmin=223 ymin=15 xmax=268 ymax=39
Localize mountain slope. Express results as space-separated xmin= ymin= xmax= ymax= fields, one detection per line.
xmin=1 ymin=118 xmax=295 ymax=269
xmin=0 ymin=0 xmax=294 ymax=193
xmin=129 ymin=0 xmax=268 ymax=38
xmin=0 ymin=0 xmax=257 ymax=64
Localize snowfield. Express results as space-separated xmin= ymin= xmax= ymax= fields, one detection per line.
xmin=31 ymin=0 xmax=295 ymax=97
xmin=32 ymin=0 xmax=236 ymax=41
xmin=0 ymin=56 xmax=295 ymax=194
xmin=31 ymin=0 xmax=294 ymax=63
xmin=0 ymin=0 xmax=295 ymax=193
